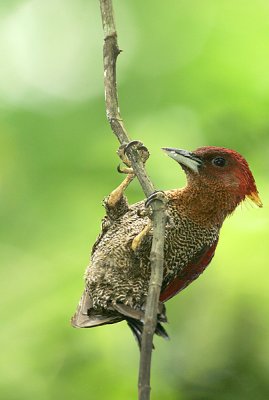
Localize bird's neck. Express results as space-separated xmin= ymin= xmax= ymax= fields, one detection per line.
xmin=168 ymin=185 xmax=242 ymax=227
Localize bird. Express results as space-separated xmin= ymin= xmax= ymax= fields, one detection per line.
xmin=71 ymin=145 xmax=262 ymax=347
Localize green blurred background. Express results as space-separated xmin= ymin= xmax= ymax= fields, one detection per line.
xmin=1 ymin=1 xmax=269 ymax=399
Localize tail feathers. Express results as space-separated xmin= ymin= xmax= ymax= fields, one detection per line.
xmin=155 ymin=322 xmax=169 ymax=340
xmin=71 ymin=290 xmax=122 ymax=328
xmin=126 ymin=317 xmax=169 ymax=350
xmin=71 ymin=290 xmax=169 ymax=349
xmin=126 ymin=318 xmax=144 ymax=349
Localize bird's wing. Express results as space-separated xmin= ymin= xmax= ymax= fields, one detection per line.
xmin=71 ymin=290 xmax=122 ymax=328
xmin=160 ymin=239 xmax=219 ymax=302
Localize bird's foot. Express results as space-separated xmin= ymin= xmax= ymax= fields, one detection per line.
xmin=124 ymin=140 xmax=150 ymax=164
xmin=117 ymin=140 xmax=150 ymax=173
xmin=106 ymin=173 xmax=135 ymax=208
xmin=145 ymin=190 xmax=168 ymax=208
xmin=131 ymin=221 xmax=152 ymax=251
xmin=106 ymin=141 xmax=149 ymax=211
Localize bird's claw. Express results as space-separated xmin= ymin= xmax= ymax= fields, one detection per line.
xmin=117 ymin=164 xmax=134 ymax=175
xmin=123 ymin=140 xmax=143 ymax=153
xmin=117 ymin=140 xmax=150 ymax=169
xmin=117 ymin=144 xmax=132 ymax=167
xmin=145 ymin=190 xmax=167 ymax=208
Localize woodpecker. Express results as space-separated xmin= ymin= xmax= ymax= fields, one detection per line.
xmin=71 ymin=146 xmax=262 ymax=347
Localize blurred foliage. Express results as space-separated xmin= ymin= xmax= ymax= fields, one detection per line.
xmin=0 ymin=1 xmax=269 ymax=399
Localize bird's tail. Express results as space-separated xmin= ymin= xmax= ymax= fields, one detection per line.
xmin=71 ymin=290 xmax=169 ymax=349
xmin=71 ymin=290 xmax=123 ymax=328
xmin=126 ymin=317 xmax=169 ymax=350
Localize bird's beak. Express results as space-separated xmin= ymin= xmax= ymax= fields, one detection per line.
xmin=162 ymin=148 xmax=202 ymax=173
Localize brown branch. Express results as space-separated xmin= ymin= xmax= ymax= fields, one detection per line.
xmin=99 ymin=1 xmax=167 ymax=399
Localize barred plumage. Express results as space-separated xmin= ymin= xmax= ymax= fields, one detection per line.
xmin=71 ymin=146 xmax=261 ymax=346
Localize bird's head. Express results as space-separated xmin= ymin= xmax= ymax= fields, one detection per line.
xmin=162 ymin=146 xmax=262 ymax=208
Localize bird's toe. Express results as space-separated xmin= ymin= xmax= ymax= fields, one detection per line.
xmin=145 ymin=190 xmax=167 ymax=208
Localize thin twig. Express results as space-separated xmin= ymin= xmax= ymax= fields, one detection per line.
xmin=99 ymin=1 xmax=167 ymax=399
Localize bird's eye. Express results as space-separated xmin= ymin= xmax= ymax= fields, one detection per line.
xmin=212 ymin=157 xmax=226 ymax=167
